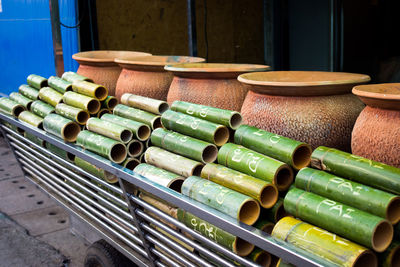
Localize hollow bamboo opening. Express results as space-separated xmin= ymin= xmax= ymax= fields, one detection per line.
xmin=97 ymin=109 xmax=111 ymax=118
xmin=62 ymin=122 xmax=81 ymax=142
xmin=139 ymin=153 xmax=146 ymax=163
xmin=192 ymin=164 xmax=204 ymax=176
xmin=213 ymin=126 xmax=229 ymax=146
xmin=120 ymin=129 xmax=133 ymax=143
xmin=16 ymin=127 xmax=25 ymax=135
xmin=107 ymin=97 xmax=118 ymax=109
xmin=230 ymin=113 xmax=243 ymax=129
xmin=259 ymin=185 xmax=278 ymax=209
xmin=275 ymin=202 xmax=290 ymax=223
xmin=66 ymin=152 xmax=75 ymax=162
xmin=65 ymin=84 xmax=73 ymax=92
xmin=201 ymin=145 xmax=218 ymax=163
xmin=37 ymin=121 xmax=43 ymax=130
xmin=275 ymin=165 xmax=294 ymax=191
xmin=137 ymin=125 xmax=151 ymax=141
xmin=104 ymin=172 xmax=118 ymax=184
xmin=372 ymin=220 xmax=393 ymax=252
xmin=390 ymin=245 xmax=400 ymax=267
xmin=76 ymin=110 xmax=90 ymax=125
xmin=128 ymin=140 xmax=144 ymax=157
xmin=94 ymin=86 xmax=108 ymax=101
xmin=109 ymin=143 xmax=127 ymax=163
xmin=152 ymin=117 xmax=162 ymax=129
xmin=13 ymin=105 xmax=25 ymax=117
xmin=168 ymin=178 xmax=184 ymax=193
xmin=387 ymin=197 xmax=400 ymax=224
xmin=255 ymin=251 xmax=271 ymax=267
xmin=158 ymin=102 xmax=169 ymax=114
xmin=352 ymin=250 xmax=377 ymax=267
xmin=124 ymin=158 xmax=140 ymax=170
xmin=26 ymin=102 xmax=32 ymax=111
xmin=87 ymin=99 xmax=101 ymax=114
xmin=39 ymin=80 xmax=48 ymax=88
xmin=238 ymin=199 xmax=260 ymax=225
xmin=292 ymin=144 xmax=312 ymax=170
xmin=261 ymin=223 xmax=275 ymax=234
xmin=233 ymin=237 xmax=255 ymax=257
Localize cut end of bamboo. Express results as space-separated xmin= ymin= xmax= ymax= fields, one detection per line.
xmin=275 ymin=165 xmax=294 ymax=191
xmin=152 ymin=116 xmax=162 ymax=130
xmin=255 ymin=251 xmax=272 ymax=267
xmin=107 ymin=97 xmax=118 ymax=109
xmin=192 ymin=164 xmax=204 ymax=176
xmin=97 ymin=108 xmax=111 ymax=118
xmin=260 ymin=184 xmax=279 ymax=208
xmin=352 ymin=250 xmax=377 ymax=267
xmin=37 ymin=121 xmax=43 ymax=130
xmin=389 ymin=244 xmax=400 ymax=267
xmin=62 ymin=122 xmax=81 ymax=142
xmin=65 ymin=84 xmax=73 ymax=92
xmin=158 ymin=102 xmax=169 ymax=114
xmin=275 ymin=202 xmax=291 ymax=223
xmin=261 ymin=223 xmax=275 ymax=234
xmin=372 ymin=220 xmax=393 ymax=252
xmin=128 ymin=140 xmax=144 ymax=157
xmin=168 ymin=178 xmax=185 ymax=193
xmin=387 ymin=197 xmax=400 ymax=224
xmin=76 ymin=110 xmax=90 ymax=125
xmin=13 ymin=105 xmax=25 ymax=117
xmin=120 ymin=93 xmax=132 ymax=105
xmin=87 ymin=99 xmax=101 ymax=114
xmin=292 ymin=144 xmax=312 ymax=170
xmin=40 ymin=80 xmax=48 ymax=88
xmin=120 ymin=129 xmax=133 ymax=143
xmin=230 ymin=112 xmax=243 ymax=129
xmin=239 ymin=199 xmax=260 ymax=225
xmin=137 ymin=125 xmax=151 ymax=141
xmin=26 ymin=102 xmax=32 ymax=111
xmin=66 ymin=152 xmax=75 ymax=162
xmin=233 ymin=237 xmax=255 ymax=257
xmin=202 ymin=144 xmax=218 ymax=163
xmin=214 ymin=126 xmax=229 ymax=146
xmin=124 ymin=158 xmax=140 ymax=170
xmin=109 ymin=143 xmax=127 ymax=163
xmin=94 ymin=86 xmax=108 ymax=101
xmin=104 ymin=172 xmax=118 ymax=184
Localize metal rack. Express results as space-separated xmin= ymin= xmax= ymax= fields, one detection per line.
xmin=0 ymin=113 xmax=334 ymax=267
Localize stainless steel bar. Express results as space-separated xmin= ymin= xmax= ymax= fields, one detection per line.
xmin=151 ymin=248 xmax=182 ymax=267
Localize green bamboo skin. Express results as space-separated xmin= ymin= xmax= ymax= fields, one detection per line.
xmin=171 ymin=101 xmax=243 ymax=130
xmin=311 ymin=146 xmax=400 ymax=195
xmin=86 ymin=118 xmax=132 ymax=143
xmin=19 ymin=84 xmax=39 ymax=100
xmin=296 ymin=167 xmax=400 ymax=224
xmin=177 ymin=209 xmax=255 ymax=256
xmin=144 ymin=146 xmax=204 ymax=177
xmin=248 ymin=248 xmax=271 ymax=267
xmin=234 ymin=125 xmax=312 ymax=170
xmin=38 ymin=87 xmax=63 ymax=107
xmin=284 ymin=187 xmax=393 ymax=252
xmin=127 ymin=140 xmax=144 ymax=157
xmin=43 ymin=114 xmax=81 ymax=142
xmin=45 ymin=142 xmax=75 ymax=162
xmin=61 ymin=71 xmax=92 ymax=83
xmin=101 ymin=114 xmax=150 ymax=141
xmin=96 ymin=108 xmax=111 ymax=118
xmin=261 ymin=198 xmax=290 ymax=223
xmin=24 ymin=132 xmax=45 ymax=147
xmin=218 ymin=143 xmax=294 ymax=191
xmin=181 ymin=176 xmax=260 ymax=225
xmin=102 ymin=96 xmax=118 ymax=110
xmin=151 ymin=128 xmax=218 ymax=164
xmin=122 ymin=157 xmax=140 ymax=170
xmin=161 ymin=110 xmax=229 ymax=146
xmin=0 ymin=98 xmax=26 ymax=117
xmin=18 ymin=111 xmax=43 ymax=129
xmin=9 ymin=92 xmax=33 ymax=110
xmin=74 ymin=156 xmax=117 ymax=183
xmin=201 ymin=163 xmax=278 ymax=208
xmin=121 ymin=93 xmax=169 ymax=114
xmin=253 ymin=218 xmax=274 ymax=234
xmin=30 ymin=100 xmax=55 ymax=118
xmin=113 ymin=104 xmax=162 ymax=130
xmin=63 ymin=91 xmax=100 ymax=114
xmin=76 ymin=130 xmax=127 ymax=163
xmin=272 ymin=217 xmax=378 ymax=267
xmin=379 ymin=241 xmax=400 ymax=267
xmin=55 ymin=103 xmax=90 ymax=125
xmin=27 ymin=74 xmax=47 ymax=89
xmin=134 ymin=163 xmax=185 ymax=192
xmin=48 ymin=76 xmax=72 ymax=93
xmin=72 ymin=80 xmax=108 ymax=101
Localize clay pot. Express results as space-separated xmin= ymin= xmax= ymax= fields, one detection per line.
xmin=72 ymin=50 xmax=151 ymax=96
xmin=352 ymin=83 xmax=400 ymax=167
xmin=165 ymin=63 xmax=270 ymax=111
xmin=239 ymin=71 xmax=371 ymax=151
xmin=114 ymin=56 xmax=204 ymax=101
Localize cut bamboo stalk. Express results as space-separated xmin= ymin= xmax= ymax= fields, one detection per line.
xmin=24 ymin=132 xmax=45 ymax=147
xmin=138 ymin=153 xmax=145 ymax=163
xmin=43 ymin=114 xmax=81 ymax=142
xmin=86 ymin=117 xmax=132 ymax=143
xmin=0 ymin=98 xmax=25 ymax=117
xmin=38 ymin=87 xmax=63 ymax=107
xmin=276 ymin=259 xmax=295 ymax=267
xmin=102 ymin=96 xmax=118 ymax=110
xmin=248 ymin=248 xmax=271 ymax=267
xmin=101 ymin=114 xmax=151 ymax=141
xmin=61 ymin=71 xmax=93 ymax=83
xmin=74 ymin=156 xmax=118 ymax=183
xmin=261 ymin=198 xmax=290 ymax=223
xmin=63 ymin=91 xmax=100 ymax=114
xmin=55 ymin=103 xmax=89 ymax=125
xmin=9 ymin=92 xmax=33 ymax=110
xmin=113 ymin=104 xmax=161 ymax=130
xmin=254 ymin=218 xmax=274 ymax=234
xmin=139 ymin=193 xmax=178 ymax=219
xmin=126 ymin=140 xmax=143 ymax=157
xmin=30 ymin=100 xmax=55 ymax=118
xmin=72 ymin=80 xmax=108 ymax=101
xmin=27 ymin=74 xmax=47 ymax=89
xmin=121 ymin=93 xmax=169 ymax=114
xmin=46 ymin=142 xmax=75 ymax=162
xmin=19 ymin=84 xmax=39 ymax=100
xmin=48 ymin=76 xmax=72 ymax=93
xmin=96 ymin=108 xmax=111 ymax=118
xmin=122 ymin=157 xmax=140 ymax=170
xmin=18 ymin=111 xmax=43 ymax=129
xmin=1 ymin=120 xmax=24 ymax=134
xmin=379 ymin=241 xmax=400 ymax=267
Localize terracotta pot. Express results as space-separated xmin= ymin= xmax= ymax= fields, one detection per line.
xmin=352 ymin=83 xmax=400 ymax=167
xmin=239 ymin=71 xmax=371 ymax=151
xmin=72 ymin=50 xmax=151 ymax=96
xmin=165 ymin=63 xmax=270 ymax=111
xmin=114 ymin=56 xmax=204 ymax=101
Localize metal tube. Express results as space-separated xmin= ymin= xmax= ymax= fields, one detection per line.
xmin=151 ymin=249 xmax=181 ymax=267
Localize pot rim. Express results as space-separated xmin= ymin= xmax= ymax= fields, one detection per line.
xmin=72 ymin=50 xmax=151 ymax=65
xmin=352 ymin=83 xmax=400 ymax=110
xmin=164 ymin=63 xmax=271 ymax=73
xmin=115 ymin=55 xmax=205 ymax=68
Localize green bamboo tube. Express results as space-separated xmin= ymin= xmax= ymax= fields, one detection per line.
xmin=38 ymin=87 xmax=63 ymax=107
xmin=254 ymin=218 xmax=275 ymax=234
xmin=113 ymin=104 xmax=162 ymax=130
xmin=55 ymin=103 xmax=90 ymax=125
xmin=1 ymin=120 xmax=24 ymax=135
xmin=74 ymin=156 xmax=118 ymax=183
xmin=48 ymin=76 xmax=72 ymax=93
xmin=234 ymin=125 xmax=312 ymax=170
xmin=19 ymin=84 xmax=39 ymax=100
xmin=144 ymin=146 xmax=204 ymax=177
xmin=63 ymin=91 xmax=100 ymax=114
xmin=284 ymin=188 xmax=393 ymax=251
xmin=171 ymin=100 xmax=243 ymax=130
xmin=24 ymin=132 xmax=45 ymax=147
xmin=61 ymin=71 xmax=93 ymax=83
xmin=139 ymin=193 xmax=178 ymax=219
xmin=18 ymin=111 xmax=43 ymax=129
xmin=127 ymin=140 xmax=144 ymax=157
xmin=272 ymin=217 xmax=378 ymax=267
xmin=102 ymin=96 xmax=118 ymax=110
xmin=261 ymin=198 xmax=290 ymax=223
xmin=161 ymin=110 xmax=229 ymax=146
xmin=248 ymin=248 xmax=271 ymax=267
xmin=151 ymin=128 xmax=218 ymax=164
xmin=45 ymin=142 xmax=75 ymax=162
xmin=96 ymin=108 xmax=111 ymax=118
xmin=182 ymin=176 xmax=260 ymax=225
xmin=276 ymin=259 xmax=295 ymax=267
xmin=27 ymin=74 xmax=47 ymax=89
xmin=30 ymin=100 xmax=55 ymax=118
xmin=139 ymin=153 xmax=145 ymax=163
xmin=9 ymin=92 xmax=33 ymax=110
xmin=86 ymin=118 xmax=132 ymax=143
xmin=201 ymin=163 xmax=278 ymax=208
xmin=296 ymin=167 xmax=400 ymax=224
xmin=311 ymin=146 xmax=400 ymax=195
xmin=218 ymin=143 xmax=294 ymax=191
xmin=121 ymin=93 xmax=169 ymax=114
xmin=134 ymin=163 xmax=185 ymax=192
xmin=72 ymin=80 xmax=108 ymax=101
xmin=145 ymin=138 xmax=151 ymax=148
xmin=101 ymin=114 xmax=150 ymax=141
xmin=379 ymin=241 xmax=400 ymax=267
xmin=76 ymin=130 xmax=127 ymax=163
xmin=43 ymin=114 xmax=81 ymax=142
xmin=122 ymin=157 xmax=140 ymax=170
xmin=0 ymin=98 xmax=25 ymax=117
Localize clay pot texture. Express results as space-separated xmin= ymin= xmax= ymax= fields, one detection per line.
xmin=114 ymin=56 xmax=204 ymax=101
xmin=165 ymin=63 xmax=270 ymax=112
xmin=239 ymin=71 xmax=371 ymax=151
xmin=72 ymin=50 xmax=151 ymax=96
xmin=352 ymin=83 xmax=400 ymax=167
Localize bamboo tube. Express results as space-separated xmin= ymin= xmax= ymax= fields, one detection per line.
xmin=171 ymin=100 xmax=243 ymax=130
xmin=74 ymin=156 xmax=118 ymax=183
xmin=218 ymin=143 xmax=294 ymax=191
xmin=234 ymin=125 xmax=312 ymax=170
xmin=45 ymin=142 xmax=75 ymax=162
xmin=27 ymin=74 xmax=47 ymax=89
xmin=86 ymin=118 xmax=132 ymax=143
xmin=262 ymin=198 xmax=290 ymax=223
xmin=55 ymin=103 xmax=89 ymax=125
xmin=284 ymin=188 xmax=393 ymax=251
xmin=311 ymin=146 xmax=400 ymax=195
xmin=19 ymin=84 xmax=39 ymax=100
xmin=395 ymin=223 xmax=400 ymax=241
xmin=30 ymin=100 xmax=55 ymax=118
xmin=248 ymin=248 xmax=271 ymax=267
xmin=122 ymin=157 xmax=140 ymax=170
xmin=161 ymin=110 xmax=229 ymax=146
xmin=1 ymin=120 xmax=24 ymax=134
xmin=139 ymin=153 xmax=145 ymax=163
xmin=38 ymin=87 xmax=63 ymax=107
xmin=61 ymin=71 xmax=93 ymax=83
xmin=296 ymin=167 xmax=400 ymax=224
xmin=43 ymin=114 xmax=81 ymax=142
xmin=254 ymin=218 xmax=275 ymax=234
xmin=379 ymin=241 xmax=400 ymax=267
xmin=201 ymin=163 xmax=278 ymax=208
xmin=276 ymin=259 xmax=295 ymax=267
xmin=0 ymin=98 xmax=25 ymax=117
xmin=177 ymin=209 xmax=255 ymax=256
xmin=113 ymin=104 xmax=161 ymax=130
xmin=272 ymin=217 xmax=378 ymax=267
xmin=144 ymin=147 xmax=204 ymax=177
xmin=139 ymin=193 xmax=178 ymax=219
xmin=72 ymin=80 xmax=108 ymax=101
xmin=18 ymin=111 xmax=43 ymax=129
xmin=145 ymin=138 xmax=151 ymax=148
xmin=48 ymin=76 xmax=72 ymax=93
xmin=24 ymin=132 xmax=45 ymax=147
xmin=76 ymin=130 xmax=127 ymax=163
xmin=101 ymin=114 xmax=150 ymax=141
xmin=151 ymin=128 xmax=218 ymax=164
xmin=121 ymin=93 xmax=169 ymax=114
xmin=102 ymin=96 xmax=118 ymax=110
xmin=96 ymin=108 xmax=111 ymax=118
xmin=9 ymin=92 xmax=33 ymax=110
xmin=63 ymin=91 xmax=100 ymax=114
xmin=127 ymin=140 xmax=143 ymax=157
